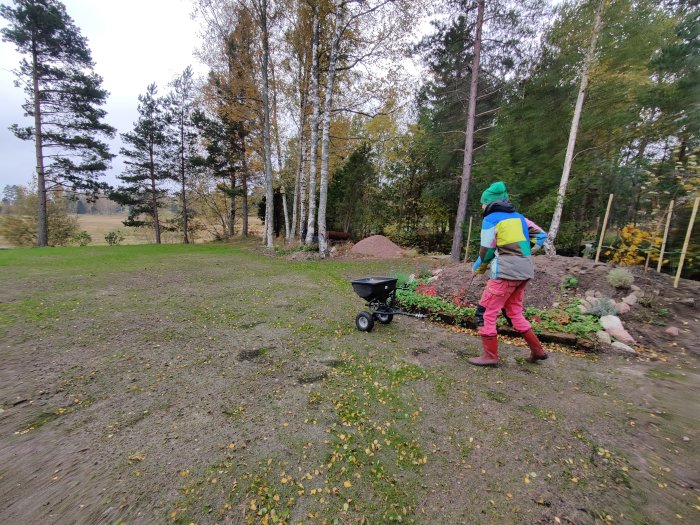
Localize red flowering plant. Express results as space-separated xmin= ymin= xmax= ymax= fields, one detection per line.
xmin=415 ymin=283 xmax=437 ymax=296
xmin=451 ymin=288 xmax=471 ymax=308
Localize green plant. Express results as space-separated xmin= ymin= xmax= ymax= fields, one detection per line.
xmin=562 ymin=275 xmax=579 ymax=289
xmin=396 ymin=288 xmax=475 ymax=318
xmin=72 ymin=230 xmax=92 ymax=246
xmin=105 ymin=230 xmax=125 ymax=246
xmin=607 ymin=268 xmax=634 ymax=289
xmin=524 ymin=304 xmax=601 ymax=339
xmin=587 ymin=297 xmax=618 ymax=317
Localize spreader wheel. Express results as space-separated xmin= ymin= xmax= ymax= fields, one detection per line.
xmin=355 ymin=311 xmax=375 ymax=332
xmin=375 ymin=312 xmax=394 ymax=324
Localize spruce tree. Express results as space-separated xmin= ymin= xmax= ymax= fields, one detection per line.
xmin=110 ymin=84 xmax=172 ymax=244
xmin=1 ymin=0 xmax=115 ymax=246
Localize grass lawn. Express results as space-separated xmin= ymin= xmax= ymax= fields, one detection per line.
xmin=1 ymin=242 xmax=698 ymax=524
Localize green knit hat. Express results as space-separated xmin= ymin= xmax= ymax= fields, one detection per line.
xmin=480 ymin=181 xmax=509 ymax=205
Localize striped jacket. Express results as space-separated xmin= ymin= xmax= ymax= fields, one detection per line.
xmin=474 ymin=200 xmax=547 ymax=280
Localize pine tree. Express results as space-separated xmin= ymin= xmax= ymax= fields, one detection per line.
xmin=110 ymin=84 xmax=172 ymax=244
xmin=1 ymin=0 xmax=115 ymax=246
xmin=165 ymin=66 xmax=198 ymax=243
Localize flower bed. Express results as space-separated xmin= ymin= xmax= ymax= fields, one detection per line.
xmin=396 ymin=278 xmax=601 ymax=349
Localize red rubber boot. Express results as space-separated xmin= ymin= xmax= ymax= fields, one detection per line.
xmin=522 ymin=329 xmax=548 ymax=362
xmin=469 ymin=335 xmax=499 ymax=366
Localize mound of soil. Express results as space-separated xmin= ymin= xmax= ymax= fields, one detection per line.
xmin=350 ymin=235 xmax=403 ymax=258
xmin=429 ymin=255 xmax=700 ymax=355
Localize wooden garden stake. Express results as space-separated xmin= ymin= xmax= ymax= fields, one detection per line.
xmin=595 ymin=193 xmax=614 ymax=263
xmin=674 ymin=196 xmax=699 ymax=288
xmin=464 ymin=216 xmax=473 ymax=262
xmin=656 ymin=199 xmax=674 ymax=273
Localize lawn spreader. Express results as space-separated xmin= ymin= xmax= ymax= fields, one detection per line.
xmin=350 ymin=276 xmax=428 ymax=332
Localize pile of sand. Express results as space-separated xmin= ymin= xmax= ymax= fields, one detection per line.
xmin=350 ymin=235 xmax=403 ymax=258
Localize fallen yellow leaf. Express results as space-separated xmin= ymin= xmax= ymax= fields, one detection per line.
xmin=343 ymin=480 xmax=352 ymax=488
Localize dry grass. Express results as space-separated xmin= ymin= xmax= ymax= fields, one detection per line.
xmin=0 ymin=213 xmax=266 ymax=247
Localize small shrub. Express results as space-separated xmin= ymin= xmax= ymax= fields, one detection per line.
xmin=562 ymin=275 xmax=579 ymax=289
xmin=105 ymin=230 xmax=125 ymax=246
xmin=638 ymin=296 xmax=652 ymax=308
xmin=587 ymin=297 xmax=618 ymax=317
xmin=72 ymin=230 xmax=92 ymax=246
xmin=607 ymin=268 xmax=634 ymax=289
xmin=657 ymin=307 xmax=670 ymax=318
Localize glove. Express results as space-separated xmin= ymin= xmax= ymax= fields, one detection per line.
xmin=472 ymin=257 xmax=486 ymax=274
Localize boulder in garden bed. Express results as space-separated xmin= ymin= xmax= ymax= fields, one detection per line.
xmin=611 ymin=341 xmax=636 ymax=354
xmin=622 ymin=293 xmax=638 ymax=306
xmin=600 ymin=315 xmax=635 ymax=344
xmin=596 ymin=331 xmax=612 ymax=345
xmin=614 ymin=301 xmax=631 ymax=315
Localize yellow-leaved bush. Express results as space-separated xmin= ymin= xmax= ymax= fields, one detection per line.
xmin=606 ymin=224 xmax=662 ymax=266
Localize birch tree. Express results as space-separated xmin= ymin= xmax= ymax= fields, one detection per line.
xmin=305 ymin=1 xmax=321 ymax=245
xmin=544 ymin=0 xmax=606 ymax=255
xmin=316 ymin=0 xmax=346 ymax=256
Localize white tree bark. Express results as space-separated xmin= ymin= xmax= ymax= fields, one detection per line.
xmin=291 ymin=86 xmax=307 ymax=241
xmin=259 ymin=0 xmax=275 ymax=247
xmin=544 ymin=0 xmax=606 ymax=256
xmin=450 ymin=0 xmax=485 ymax=262
xmin=304 ymin=2 xmax=321 ymax=245
xmin=317 ymin=0 xmax=346 ymax=257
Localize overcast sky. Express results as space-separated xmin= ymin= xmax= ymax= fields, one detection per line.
xmin=0 ymin=0 xmax=204 ymax=188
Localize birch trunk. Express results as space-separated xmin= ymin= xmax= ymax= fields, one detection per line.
xmin=305 ymin=3 xmax=321 ymax=245
xmin=180 ymin=115 xmax=190 ymax=243
xmin=259 ymin=0 xmax=275 ymax=247
xmin=270 ymin=56 xmax=291 ymax=241
xmin=291 ymin=59 xmax=309 ymax=241
xmin=32 ymin=34 xmax=48 ymax=246
xmin=450 ymin=0 xmax=484 ymax=262
xmin=544 ymin=0 xmax=605 ymax=256
xmin=317 ymin=0 xmax=345 ymax=257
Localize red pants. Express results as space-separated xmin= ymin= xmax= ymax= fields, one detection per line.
xmin=476 ymin=279 xmax=531 ymax=336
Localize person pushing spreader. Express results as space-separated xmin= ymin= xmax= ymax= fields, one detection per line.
xmin=469 ymin=181 xmax=549 ymax=366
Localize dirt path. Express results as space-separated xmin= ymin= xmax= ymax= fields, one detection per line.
xmin=1 ymin=244 xmax=698 ymax=524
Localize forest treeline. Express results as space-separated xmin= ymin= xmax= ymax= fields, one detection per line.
xmin=1 ymin=0 xmax=698 ymax=272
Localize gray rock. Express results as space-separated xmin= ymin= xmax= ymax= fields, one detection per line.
xmin=596 ymin=331 xmax=612 ymax=344
xmin=631 ymin=285 xmax=641 ymax=292
xmin=600 ymin=315 xmax=623 ymax=331
xmin=585 ymin=289 xmax=597 ymax=299
xmin=600 ymin=315 xmax=636 ymax=344
xmin=577 ymin=304 xmax=588 ymax=314
xmin=614 ymin=301 xmax=631 ymax=314
xmin=679 ymin=298 xmax=695 ymax=307
xmin=611 ymin=341 xmax=636 ymax=354
xmin=622 ymin=293 xmax=638 ymax=306
xmin=665 ymin=326 xmax=680 ymax=337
